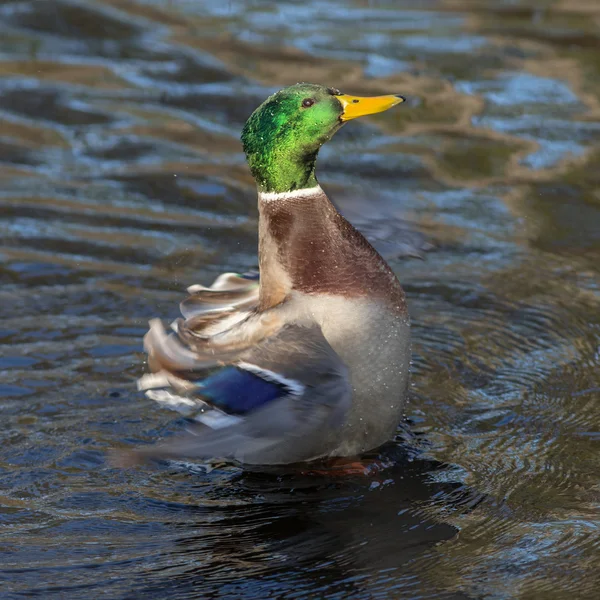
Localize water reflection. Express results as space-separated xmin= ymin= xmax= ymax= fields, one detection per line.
xmin=0 ymin=0 xmax=599 ymax=598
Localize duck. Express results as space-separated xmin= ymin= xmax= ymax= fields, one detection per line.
xmin=129 ymin=83 xmax=411 ymax=467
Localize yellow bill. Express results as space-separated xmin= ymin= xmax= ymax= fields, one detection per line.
xmin=337 ymin=94 xmax=405 ymax=121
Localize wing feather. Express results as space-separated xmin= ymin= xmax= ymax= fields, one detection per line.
xmin=129 ymin=324 xmax=351 ymax=465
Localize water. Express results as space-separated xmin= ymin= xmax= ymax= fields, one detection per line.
xmin=1 ymin=1 xmax=599 ymax=598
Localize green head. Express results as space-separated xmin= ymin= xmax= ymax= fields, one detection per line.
xmin=241 ymin=83 xmax=405 ymax=194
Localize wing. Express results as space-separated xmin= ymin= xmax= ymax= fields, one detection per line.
xmin=130 ymin=324 xmax=352 ymax=465
xmin=336 ymin=193 xmax=433 ymax=260
xmin=180 ymin=271 xmax=259 ymax=324
xmin=143 ymin=271 xmax=265 ymax=373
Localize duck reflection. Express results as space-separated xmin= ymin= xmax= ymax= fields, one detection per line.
xmin=130 ymin=447 xmax=480 ymax=598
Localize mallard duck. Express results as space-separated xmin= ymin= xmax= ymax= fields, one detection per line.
xmin=132 ymin=84 xmax=410 ymax=466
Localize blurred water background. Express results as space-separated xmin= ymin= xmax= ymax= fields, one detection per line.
xmin=1 ymin=0 xmax=599 ymax=598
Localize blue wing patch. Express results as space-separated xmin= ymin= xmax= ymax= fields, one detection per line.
xmin=197 ymin=366 xmax=290 ymax=415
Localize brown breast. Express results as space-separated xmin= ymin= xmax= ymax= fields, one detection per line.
xmin=257 ymin=188 xmax=407 ymax=315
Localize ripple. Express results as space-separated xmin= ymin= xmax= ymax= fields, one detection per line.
xmin=0 ymin=0 xmax=599 ymax=599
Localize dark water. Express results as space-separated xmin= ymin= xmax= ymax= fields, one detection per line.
xmin=1 ymin=0 xmax=599 ymax=598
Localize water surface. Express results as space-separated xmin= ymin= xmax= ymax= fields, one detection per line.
xmin=1 ymin=1 xmax=599 ymax=598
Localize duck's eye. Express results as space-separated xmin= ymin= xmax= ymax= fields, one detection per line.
xmin=302 ymin=98 xmax=315 ymax=108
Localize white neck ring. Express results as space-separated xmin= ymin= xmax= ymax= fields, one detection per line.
xmin=258 ymin=185 xmax=322 ymax=203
